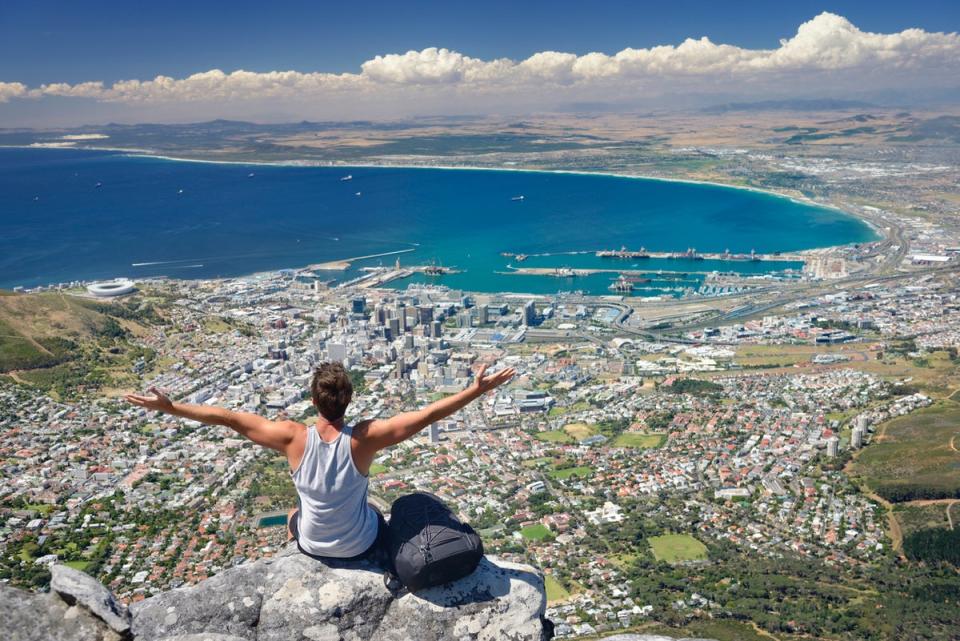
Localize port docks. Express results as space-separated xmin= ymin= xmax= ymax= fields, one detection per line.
xmin=318 ymin=246 xmax=809 ymax=290
xmin=336 ymin=265 xmax=463 ymax=289
xmin=503 ymin=248 xmax=808 ymax=263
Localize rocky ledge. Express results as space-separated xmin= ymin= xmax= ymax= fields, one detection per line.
xmin=3 ymin=546 xmax=552 ymax=641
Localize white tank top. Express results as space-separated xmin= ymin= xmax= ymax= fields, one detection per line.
xmin=290 ymin=424 xmax=378 ymax=557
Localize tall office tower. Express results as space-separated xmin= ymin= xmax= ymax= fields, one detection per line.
xmin=418 ymin=305 xmax=434 ymax=326
xmin=856 ymin=415 xmax=869 ymax=432
xmin=389 ymin=317 xmax=401 ymax=337
xmin=351 ymin=297 xmax=366 ymax=314
xmin=478 ymin=304 xmax=489 ymax=325
xmin=851 ymin=427 xmax=864 ymax=449
xmin=432 ymin=320 xmax=443 ymax=337
xmin=826 ymin=437 xmax=839 ymax=457
xmin=522 ymin=300 xmax=536 ymax=326
xmin=429 ymin=423 xmax=441 ymax=444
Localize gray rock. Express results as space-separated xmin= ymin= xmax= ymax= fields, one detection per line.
xmin=1 ymin=582 xmax=122 ymax=641
xmin=11 ymin=544 xmax=551 ymax=641
xmin=130 ymin=555 xmax=268 ymax=641
xmin=253 ymin=553 xmax=546 ymax=641
xmin=155 ymin=636 xmax=249 ymax=641
xmin=52 ymin=563 xmax=132 ymax=634
xmin=374 ymin=557 xmax=547 ymax=641
xmin=132 ymin=544 xmax=549 ymax=641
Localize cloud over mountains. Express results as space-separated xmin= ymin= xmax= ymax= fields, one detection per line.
xmin=2 ymin=13 xmax=958 ymax=117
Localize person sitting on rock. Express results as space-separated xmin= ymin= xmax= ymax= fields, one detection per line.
xmin=124 ymin=361 xmax=515 ymax=568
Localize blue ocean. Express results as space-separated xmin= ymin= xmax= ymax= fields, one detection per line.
xmin=0 ymin=148 xmax=876 ymax=295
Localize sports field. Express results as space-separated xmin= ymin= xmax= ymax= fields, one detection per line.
xmin=520 ymin=523 xmax=552 ymax=541
xmin=547 ymin=466 xmax=593 ymax=480
xmin=611 ymin=432 xmax=666 ymax=449
xmin=535 ymin=430 xmax=574 ymax=444
xmin=648 ymin=534 xmax=708 ymax=563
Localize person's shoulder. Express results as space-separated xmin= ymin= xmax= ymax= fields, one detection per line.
xmin=277 ymin=419 xmax=306 ymax=436
xmin=350 ymin=418 xmax=380 ymax=442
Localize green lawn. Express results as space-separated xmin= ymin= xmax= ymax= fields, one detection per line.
xmin=368 ymin=463 xmax=388 ymax=476
xmin=547 ymin=466 xmax=593 ymax=480
xmin=610 ymin=432 xmax=666 ymax=449
xmin=648 ymin=533 xmax=708 ymax=563
xmin=64 ymin=560 xmax=90 ymax=571
xmin=522 ymin=457 xmax=554 ymax=468
xmin=562 ymin=423 xmax=597 ymax=441
xmin=535 ymin=430 xmax=574 ymax=444
xmin=520 ymin=523 xmax=552 ymax=541
xmin=544 ymin=575 xmax=570 ymax=601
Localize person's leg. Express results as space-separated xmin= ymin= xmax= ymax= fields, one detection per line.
xmin=286 ymin=507 xmax=299 ymax=542
xmin=369 ymin=504 xmax=396 ymax=574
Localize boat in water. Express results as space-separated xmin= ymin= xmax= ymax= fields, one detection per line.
xmin=511 ymin=195 xmax=525 ymax=201
xmin=609 ymin=275 xmax=634 ymax=292
xmin=341 ymin=175 xmax=353 ymax=181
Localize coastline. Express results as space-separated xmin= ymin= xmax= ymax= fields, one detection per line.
xmin=1 ymin=145 xmax=882 ymax=293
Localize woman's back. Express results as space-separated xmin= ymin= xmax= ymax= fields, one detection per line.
xmin=290 ymin=423 xmax=378 ymax=558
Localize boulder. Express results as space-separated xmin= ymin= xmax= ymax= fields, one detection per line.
xmin=1 ymin=582 xmax=123 ymax=641
xmin=5 ymin=548 xmax=549 ymax=641
xmin=130 ymin=545 xmax=550 ymax=641
xmin=52 ymin=563 xmax=132 ymax=635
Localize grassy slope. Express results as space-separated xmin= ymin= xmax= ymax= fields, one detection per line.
xmin=852 ymin=402 xmax=960 ymax=496
xmin=0 ymin=291 xmax=157 ymax=396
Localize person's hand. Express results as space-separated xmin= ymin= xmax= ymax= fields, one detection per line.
xmin=471 ymin=364 xmax=516 ymax=395
xmin=124 ymin=386 xmax=175 ymax=413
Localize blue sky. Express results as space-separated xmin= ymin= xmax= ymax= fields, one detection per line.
xmin=2 ymin=0 xmax=957 ymax=84
xmin=1 ymin=2 xmax=958 ymax=125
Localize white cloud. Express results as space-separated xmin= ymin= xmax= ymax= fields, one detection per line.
xmin=1 ymin=13 xmax=958 ymax=108
xmin=0 ymin=82 xmax=28 ymax=102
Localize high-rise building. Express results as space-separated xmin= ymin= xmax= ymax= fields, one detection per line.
xmin=388 ymin=317 xmax=400 ymax=337
xmin=522 ymin=300 xmax=536 ymax=326
xmin=327 ymin=342 xmax=347 ymax=362
xmin=432 ymin=319 xmax=443 ymax=337
xmin=395 ymin=357 xmax=405 ymax=379
xmin=429 ymin=423 xmax=441 ymax=444
xmin=351 ymin=297 xmax=366 ymax=315
xmin=418 ymin=305 xmax=434 ymax=326
xmin=856 ymin=415 xmax=869 ymax=432
xmin=478 ymin=304 xmax=489 ymax=325
xmin=826 ymin=437 xmax=839 ymax=457
xmin=851 ymin=427 xmax=864 ymax=449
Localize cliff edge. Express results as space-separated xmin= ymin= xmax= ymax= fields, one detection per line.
xmin=3 ymin=546 xmax=551 ymax=641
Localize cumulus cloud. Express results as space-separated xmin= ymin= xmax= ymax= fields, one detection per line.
xmin=1 ymin=13 xmax=958 ymax=107
xmin=0 ymin=81 xmax=28 ymax=102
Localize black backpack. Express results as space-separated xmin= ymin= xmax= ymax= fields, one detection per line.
xmin=385 ymin=492 xmax=484 ymax=592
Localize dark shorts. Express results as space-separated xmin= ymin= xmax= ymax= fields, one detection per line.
xmin=289 ymin=503 xmax=392 ymax=570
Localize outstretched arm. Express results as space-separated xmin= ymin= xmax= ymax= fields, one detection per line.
xmin=360 ymin=364 xmax=515 ymax=451
xmin=124 ymin=387 xmax=297 ymax=453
